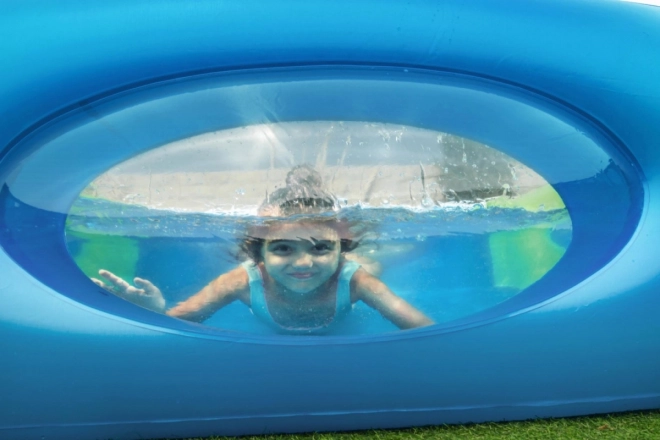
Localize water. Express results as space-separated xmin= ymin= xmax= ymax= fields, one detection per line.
xmin=65 ymin=197 xmax=572 ymax=335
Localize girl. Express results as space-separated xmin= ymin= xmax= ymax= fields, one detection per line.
xmin=93 ymin=165 xmax=433 ymax=333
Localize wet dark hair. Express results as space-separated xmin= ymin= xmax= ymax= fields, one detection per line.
xmin=239 ymin=165 xmax=358 ymax=263
xmin=259 ymin=164 xmax=340 ymax=216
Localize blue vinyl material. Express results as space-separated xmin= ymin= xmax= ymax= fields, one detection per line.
xmin=1 ymin=1 xmax=659 ymax=439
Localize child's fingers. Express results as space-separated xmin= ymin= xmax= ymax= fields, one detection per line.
xmin=133 ymin=277 xmax=152 ymax=287
xmin=99 ymin=270 xmax=131 ymax=291
xmin=91 ymin=277 xmax=126 ymax=296
xmin=134 ymin=277 xmax=159 ymax=295
xmin=90 ymin=278 xmax=108 ymax=289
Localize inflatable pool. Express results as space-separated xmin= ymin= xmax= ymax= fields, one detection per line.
xmin=2 ymin=0 xmax=659 ymax=439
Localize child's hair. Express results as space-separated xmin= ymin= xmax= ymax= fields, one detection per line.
xmin=240 ymin=164 xmax=358 ymax=263
xmin=258 ymin=164 xmax=340 ymax=216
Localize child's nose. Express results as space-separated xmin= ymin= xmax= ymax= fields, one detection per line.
xmin=292 ymin=252 xmax=313 ymax=267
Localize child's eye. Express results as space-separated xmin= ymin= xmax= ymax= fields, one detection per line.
xmin=311 ymin=242 xmax=335 ymax=254
xmin=269 ymin=244 xmax=292 ymax=255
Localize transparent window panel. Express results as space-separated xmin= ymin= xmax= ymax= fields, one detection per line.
xmin=65 ymin=121 xmax=572 ymax=335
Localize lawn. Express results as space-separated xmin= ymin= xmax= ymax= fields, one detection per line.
xmin=173 ymin=410 xmax=660 ymax=440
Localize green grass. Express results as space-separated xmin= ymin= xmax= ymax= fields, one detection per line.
xmin=169 ymin=410 xmax=660 ymax=440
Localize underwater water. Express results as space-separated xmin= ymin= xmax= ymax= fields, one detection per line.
xmin=65 ymin=197 xmax=572 ymax=336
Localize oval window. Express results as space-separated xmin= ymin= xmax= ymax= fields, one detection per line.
xmin=0 ymin=66 xmax=640 ymax=339
xmin=65 ymin=121 xmax=571 ymax=335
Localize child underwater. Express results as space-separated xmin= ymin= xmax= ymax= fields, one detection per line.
xmin=92 ymin=165 xmax=434 ymax=334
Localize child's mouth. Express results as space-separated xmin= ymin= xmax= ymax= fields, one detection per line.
xmin=289 ymin=272 xmax=315 ymax=279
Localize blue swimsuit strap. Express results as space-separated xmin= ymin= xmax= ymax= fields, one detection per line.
xmin=241 ymin=260 xmax=271 ymax=325
xmin=241 ymin=259 xmax=360 ymax=332
xmin=336 ymin=259 xmax=360 ymax=314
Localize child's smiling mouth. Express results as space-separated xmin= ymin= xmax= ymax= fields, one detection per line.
xmin=288 ymin=272 xmax=315 ymax=279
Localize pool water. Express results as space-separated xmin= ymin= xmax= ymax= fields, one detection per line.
xmin=65 ymin=197 xmax=572 ymax=335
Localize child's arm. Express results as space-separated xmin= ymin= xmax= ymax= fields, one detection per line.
xmin=350 ymin=268 xmax=434 ymax=329
xmin=93 ymin=266 xmax=249 ymax=323
xmin=166 ymin=266 xmax=249 ymax=322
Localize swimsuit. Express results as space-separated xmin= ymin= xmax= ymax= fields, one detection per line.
xmin=241 ymin=259 xmax=360 ymax=334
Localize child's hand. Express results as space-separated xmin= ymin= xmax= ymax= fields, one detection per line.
xmin=92 ymin=270 xmax=166 ymax=313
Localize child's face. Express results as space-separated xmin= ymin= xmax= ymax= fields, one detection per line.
xmin=262 ymin=222 xmax=341 ymax=294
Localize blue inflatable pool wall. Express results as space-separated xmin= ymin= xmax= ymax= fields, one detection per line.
xmin=1 ymin=1 xmax=659 ymax=439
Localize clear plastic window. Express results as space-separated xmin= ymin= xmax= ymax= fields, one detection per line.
xmin=65 ymin=121 xmax=572 ymax=335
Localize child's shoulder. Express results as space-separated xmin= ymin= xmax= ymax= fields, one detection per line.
xmin=210 ymin=264 xmax=251 ymax=302
xmin=349 ymin=266 xmax=386 ymax=302
xmin=349 ymin=266 xmax=377 ymax=284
